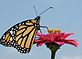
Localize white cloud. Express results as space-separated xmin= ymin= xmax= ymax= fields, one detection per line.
xmin=61 ymin=55 xmax=82 ymax=59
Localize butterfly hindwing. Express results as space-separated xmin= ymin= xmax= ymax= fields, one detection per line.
xmin=0 ymin=17 xmax=40 ymax=53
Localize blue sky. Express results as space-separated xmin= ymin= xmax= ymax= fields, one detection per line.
xmin=0 ymin=0 xmax=82 ymax=59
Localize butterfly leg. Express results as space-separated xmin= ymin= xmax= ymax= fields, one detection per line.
xmin=40 ymin=26 xmax=48 ymax=30
xmin=39 ymin=26 xmax=49 ymax=33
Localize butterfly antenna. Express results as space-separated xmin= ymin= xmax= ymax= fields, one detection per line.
xmin=33 ymin=6 xmax=38 ymax=16
xmin=39 ymin=7 xmax=53 ymax=16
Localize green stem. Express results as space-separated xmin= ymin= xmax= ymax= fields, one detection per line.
xmin=46 ymin=43 xmax=61 ymax=59
xmin=51 ymin=51 xmax=56 ymax=59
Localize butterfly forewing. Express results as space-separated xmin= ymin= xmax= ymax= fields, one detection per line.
xmin=0 ymin=18 xmax=40 ymax=53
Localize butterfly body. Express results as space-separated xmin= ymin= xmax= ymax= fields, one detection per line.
xmin=0 ymin=16 xmax=40 ymax=53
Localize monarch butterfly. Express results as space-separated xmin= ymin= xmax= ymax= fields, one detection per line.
xmin=0 ymin=7 xmax=53 ymax=54
xmin=0 ymin=16 xmax=42 ymax=53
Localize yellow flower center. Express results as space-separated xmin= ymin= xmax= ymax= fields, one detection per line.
xmin=47 ymin=28 xmax=61 ymax=33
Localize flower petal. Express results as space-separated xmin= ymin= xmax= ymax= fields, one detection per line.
xmin=36 ymin=41 xmax=46 ymax=47
xmin=61 ymin=33 xmax=74 ymax=39
xmin=55 ymin=42 xmax=64 ymax=45
xmin=65 ymin=39 xmax=79 ymax=47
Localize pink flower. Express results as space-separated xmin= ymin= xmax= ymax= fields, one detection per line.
xmin=35 ymin=32 xmax=79 ymax=47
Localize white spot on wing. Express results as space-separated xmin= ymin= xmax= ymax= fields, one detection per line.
xmin=10 ymin=31 xmax=13 ymax=34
